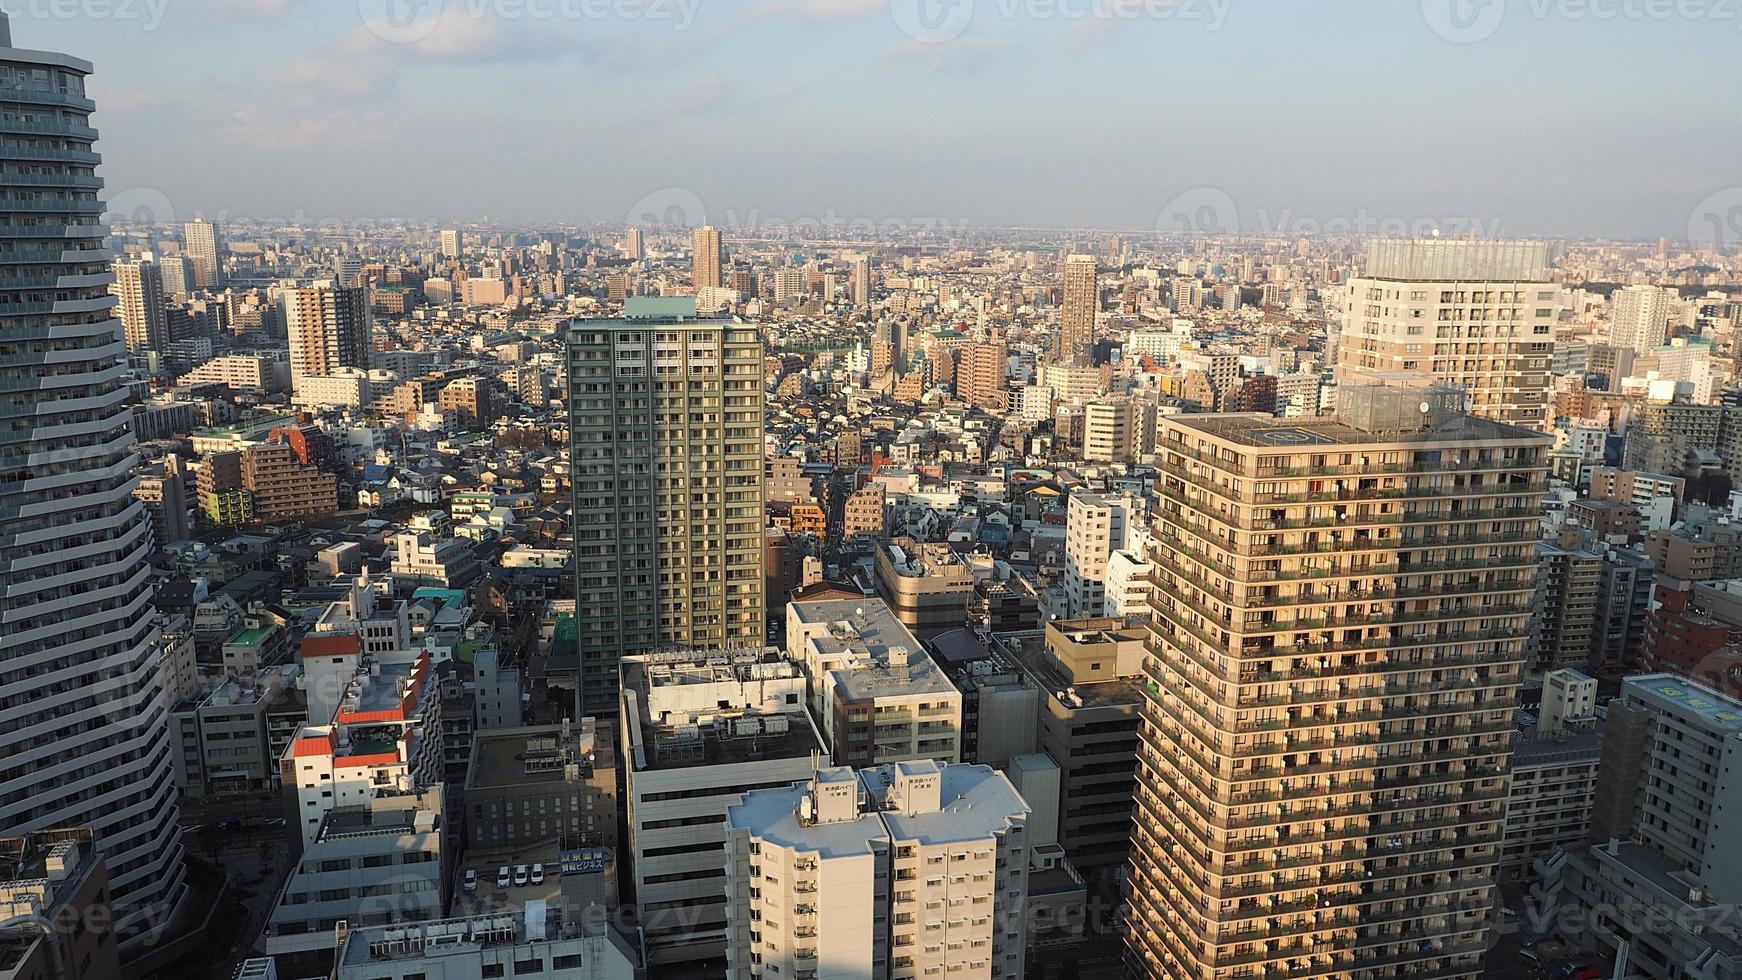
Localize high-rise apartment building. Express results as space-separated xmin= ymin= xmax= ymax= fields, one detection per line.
xmin=567 ymin=297 xmax=765 ymax=716
xmin=692 ymin=224 xmax=723 ymax=291
xmin=0 ymin=15 xmax=188 ymax=942
xmin=1609 ymin=283 xmax=1671 ymax=354
xmin=158 ymin=253 xmax=194 ymax=297
xmin=722 ymin=761 xmax=1031 ymax=980
xmin=851 ymin=253 xmax=872 ymax=307
xmin=1126 ymin=386 xmax=1550 ymax=980
xmin=439 ymin=227 xmax=462 ymax=259
xmin=1338 ymin=239 xmax=1557 ymax=430
xmin=1060 ymin=254 xmax=1097 ymax=365
xmin=284 ymin=281 xmax=372 ymax=393
xmin=110 ymin=258 xmax=165 ymax=352
xmin=624 ymin=226 xmax=644 ymax=260
xmin=182 ymin=217 xmax=223 ymax=290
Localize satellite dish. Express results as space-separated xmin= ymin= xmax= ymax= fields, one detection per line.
xmin=1419 ymin=402 xmax=1432 ymax=414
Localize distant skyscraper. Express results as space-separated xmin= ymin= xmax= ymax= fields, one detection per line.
xmin=111 ymin=258 xmax=166 ymax=352
xmin=285 ymin=281 xmax=372 ymax=392
xmin=624 ymin=227 xmax=644 ymax=261
xmin=566 ymin=297 xmax=766 ymax=716
xmin=1125 ymin=387 xmax=1550 ymax=980
xmin=159 ymin=253 xmax=194 ymax=297
xmin=1338 ymin=239 xmax=1557 ymax=430
xmin=1610 ymin=283 xmax=1671 ymax=354
xmin=440 ymin=228 xmax=462 ymax=259
xmin=1 ymin=13 xmax=189 ymax=942
xmin=183 ymin=218 xmax=223 ymax=291
xmin=1060 ymin=253 xmax=1098 ymax=365
xmin=692 ymin=225 xmax=723 ymax=291
xmin=850 ymin=254 xmax=872 ymax=308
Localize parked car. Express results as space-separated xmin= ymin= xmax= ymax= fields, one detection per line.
xmin=463 ymin=869 xmax=477 ymax=893
xmin=531 ymin=863 xmax=545 ymax=885
xmin=514 ymin=864 xmax=529 ymax=887
xmin=496 ymin=866 xmax=510 ymax=888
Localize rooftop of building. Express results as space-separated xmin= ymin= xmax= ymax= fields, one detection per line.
xmin=997 ymin=631 xmax=1143 ymax=710
xmin=317 ymin=796 xmax=439 ymax=841
xmin=338 ymin=904 xmax=635 ymax=970
xmin=1626 ymin=673 xmax=1742 ymax=732
xmin=621 ymin=654 xmax=825 ymax=773
xmin=727 ymin=761 xmax=1027 ymax=855
xmin=790 ymin=598 xmax=957 ymax=701
xmin=468 ymin=722 xmax=603 ymax=790
xmin=878 ymin=540 xmax=974 ymax=580
xmin=1166 ymin=407 xmax=1548 ymax=450
xmin=1511 ymin=724 xmax=1605 ymax=767
xmin=1562 ymin=841 xmax=1742 ymax=958
xmin=631 ymin=710 xmax=824 ymax=773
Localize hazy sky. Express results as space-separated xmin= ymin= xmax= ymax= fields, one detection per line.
xmin=14 ymin=0 xmax=1739 ymax=239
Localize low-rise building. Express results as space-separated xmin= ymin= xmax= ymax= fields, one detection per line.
xmin=787 ymin=597 xmax=963 ymax=769
xmin=464 ymin=721 xmax=616 ymax=856
xmin=722 ymin=761 xmax=1031 ymax=980
xmin=1536 ymin=674 xmax=1742 ymax=979
xmin=0 ymin=830 xmax=120 ymax=980
xmin=996 ymin=622 xmax=1144 ymax=875
xmin=874 ymin=539 xmax=975 ymax=639
xmin=261 ymin=788 xmax=447 ymax=963
xmin=324 ymin=906 xmax=637 ymax=980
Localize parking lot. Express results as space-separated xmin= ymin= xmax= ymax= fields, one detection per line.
xmin=451 ymin=842 xmax=618 ymax=924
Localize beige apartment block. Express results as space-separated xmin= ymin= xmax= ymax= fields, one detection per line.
xmin=1125 ymin=386 xmax=1550 ymax=980
xmin=1338 ymin=239 xmax=1557 ymax=430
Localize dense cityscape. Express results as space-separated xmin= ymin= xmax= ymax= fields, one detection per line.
xmin=5 ymin=6 xmax=1742 ymax=980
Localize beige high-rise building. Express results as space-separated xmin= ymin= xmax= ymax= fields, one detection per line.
xmin=1338 ymin=239 xmax=1557 ymax=430
xmin=284 ymin=281 xmax=372 ymax=393
xmin=111 ymin=258 xmax=166 ymax=352
xmin=692 ymin=224 xmax=723 ymax=291
xmin=439 ymin=227 xmax=462 ymax=259
xmin=1125 ymin=386 xmax=1550 ymax=980
xmin=183 ymin=218 xmax=223 ymax=290
xmin=850 ymin=253 xmax=872 ymax=308
xmin=567 ymin=297 xmax=765 ymax=716
xmin=1060 ymin=253 xmax=1098 ymax=365
xmin=624 ymin=226 xmax=644 ymax=260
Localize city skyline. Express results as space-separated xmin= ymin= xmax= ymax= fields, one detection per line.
xmin=13 ymin=2 xmax=1739 ymax=240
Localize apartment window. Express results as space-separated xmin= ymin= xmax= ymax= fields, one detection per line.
xmin=514 ymin=959 xmax=544 ymax=975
